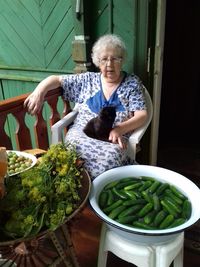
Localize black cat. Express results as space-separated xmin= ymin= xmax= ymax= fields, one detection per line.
xmin=83 ymin=106 xmax=116 ymax=141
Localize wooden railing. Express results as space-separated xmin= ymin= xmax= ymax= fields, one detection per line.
xmin=0 ymin=88 xmax=70 ymax=151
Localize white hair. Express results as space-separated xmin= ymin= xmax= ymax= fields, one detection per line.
xmin=91 ymin=34 xmax=127 ymax=67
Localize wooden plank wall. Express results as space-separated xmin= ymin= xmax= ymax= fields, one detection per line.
xmin=0 ymin=0 xmax=75 ymax=72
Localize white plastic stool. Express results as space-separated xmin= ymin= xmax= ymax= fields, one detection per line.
xmin=98 ymin=223 xmax=184 ymax=267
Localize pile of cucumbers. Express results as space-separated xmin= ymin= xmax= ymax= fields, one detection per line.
xmin=98 ymin=176 xmax=192 ymax=230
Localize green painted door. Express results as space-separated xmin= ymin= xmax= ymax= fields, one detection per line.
xmin=72 ymin=0 xmax=152 ymax=82
xmin=89 ymin=0 xmax=149 ymax=78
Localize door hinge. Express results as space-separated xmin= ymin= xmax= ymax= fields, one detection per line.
xmin=147 ymin=47 xmax=151 ymax=73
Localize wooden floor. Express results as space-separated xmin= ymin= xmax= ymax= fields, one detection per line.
xmin=71 ymin=205 xmax=200 ymax=267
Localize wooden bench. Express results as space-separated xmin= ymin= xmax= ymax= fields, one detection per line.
xmin=0 ymin=88 xmax=70 ymax=151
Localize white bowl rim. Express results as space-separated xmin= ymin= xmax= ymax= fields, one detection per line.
xmin=89 ymin=165 xmax=200 ymax=236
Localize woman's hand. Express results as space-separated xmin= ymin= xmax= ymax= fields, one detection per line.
xmin=24 ymin=90 xmax=44 ymax=115
xmin=24 ymin=75 xmax=62 ymax=115
xmin=109 ymin=127 xmax=126 ymax=149
xmin=109 ymin=110 xmax=147 ymax=149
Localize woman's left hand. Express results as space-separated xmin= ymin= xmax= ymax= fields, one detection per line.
xmin=108 ymin=110 xmax=148 ymax=149
xmin=109 ymin=128 xmax=126 ymax=149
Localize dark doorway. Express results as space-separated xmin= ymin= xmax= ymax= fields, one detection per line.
xmin=157 ymin=1 xmax=200 ymax=186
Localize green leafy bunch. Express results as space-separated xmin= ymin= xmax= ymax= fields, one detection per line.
xmin=0 ymin=143 xmax=83 ymax=240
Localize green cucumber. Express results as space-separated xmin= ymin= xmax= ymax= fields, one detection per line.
xmin=163 ymin=197 xmax=182 ymax=213
xmin=116 ymin=180 xmax=139 ymax=189
xmin=148 ymin=181 xmax=161 ymax=194
xmin=133 ymin=191 xmax=142 ymax=198
xmin=99 ymin=191 xmax=108 ymax=209
xmin=156 ymin=183 xmax=170 ymax=195
xmin=159 ymin=214 xmax=174 ymax=229
xmin=119 ymin=177 xmax=140 ymax=182
xmin=164 ymin=189 xmax=183 ymax=205
xmin=116 ymin=215 xmax=138 ymax=224
xmin=103 ymin=199 xmax=123 ymax=213
xmin=152 ymin=194 xmax=161 ymax=211
xmin=104 ymin=180 xmax=119 ymax=190
xmin=108 ymin=205 xmax=127 ymax=219
xmin=122 ymin=199 xmax=147 ymax=207
xmin=141 ymin=176 xmax=156 ymax=182
xmin=138 ymin=180 xmax=152 ymax=192
xmin=138 ymin=203 xmax=153 ymax=217
xmin=124 ymin=182 xmax=142 ymax=191
xmin=122 ymin=190 xmax=137 ymax=200
xmin=133 ymin=221 xmax=156 ymax=230
xmin=168 ymin=218 xmax=186 ymax=228
xmin=161 ymin=199 xmax=178 ymax=217
xmin=112 ymin=187 xmax=129 ymax=199
xmin=144 ymin=210 xmax=157 ymax=225
xmin=169 ymin=185 xmax=186 ymax=200
xmin=118 ymin=204 xmax=144 ymax=218
xmin=153 ymin=210 xmax=167 ymax=227
xmin=141 ymin=191 xmax=153 ymax=203
xmin=182 ymin=199 xmax=192 ymax=219
xmin=107 ymin=189 xmax=115 ymax=205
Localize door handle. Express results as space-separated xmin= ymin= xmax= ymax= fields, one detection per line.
xmin=76 ymin=0 xmax=81 ymax=19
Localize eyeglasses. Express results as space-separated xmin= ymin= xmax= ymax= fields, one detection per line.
xmin=99 ymin=57 xmax=122 ymax=65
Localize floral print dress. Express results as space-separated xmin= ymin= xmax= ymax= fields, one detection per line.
xmin=61 ymin=71 xmax=146 ymax=180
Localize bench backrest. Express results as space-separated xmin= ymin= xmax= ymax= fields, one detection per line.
xmin=0 ymin=88 xmax=70 ymax=151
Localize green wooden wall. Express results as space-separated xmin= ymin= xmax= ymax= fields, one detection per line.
xmin=0 ymin=0 xmax=151 ymax=97
xmin=0 ymin=0 xmax=75 ymax=98
xmin=0 ymin=0 xmax=75 ymax=71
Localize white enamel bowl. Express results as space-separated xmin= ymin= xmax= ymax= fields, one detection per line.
xmin=89 ymin=165 xmax=200 ymax=243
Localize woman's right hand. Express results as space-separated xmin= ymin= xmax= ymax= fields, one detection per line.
xmin=24 ymin=90 xmax=45 ymax=115
xmin=24 ymin=75 xmax=62 ymax=115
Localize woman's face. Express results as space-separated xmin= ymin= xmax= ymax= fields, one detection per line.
xmin=98 ymin=47 xmax=123 ymax=82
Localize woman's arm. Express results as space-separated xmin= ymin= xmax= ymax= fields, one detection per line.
xmin=109 ymin=110 xmax=148 ymax=148
xmin=24 ymin=75 xmax=62 ymax=115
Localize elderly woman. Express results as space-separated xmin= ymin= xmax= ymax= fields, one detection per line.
xmin=24 ymin=34 xmax=147 ymax=179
